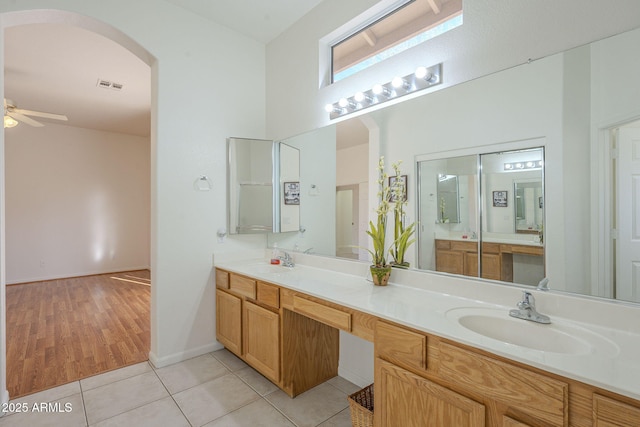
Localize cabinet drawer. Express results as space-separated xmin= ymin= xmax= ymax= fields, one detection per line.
xmin=293 ymin=295 xmax=351 ymax=331
xmin=439 ymin=342 xmax=567 ymax=426
xmin=215 ymin=269 xmax=229 ymax=289
xmin=593 ymin=394 xmax=640 ymax=426
xmin=435 ymin=240 xmax=451 ymax=250
xmin=482 ymin=242 xmax=500 ymax=254
xmin=451 ymin=240 xmax=478 ymax=252
xmin=375 ymin=321 xmax=426 ymax=370
xmin=229 ymin=274 xmax=256 ymax=299
xmin=257 ymin=281 xmax=280 ymax=309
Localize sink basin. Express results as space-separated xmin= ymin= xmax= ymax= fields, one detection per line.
xmin=446 ymin=307 xmax=619 ymax=356
xmin=240 ymin=262 xmax=294 ymax=276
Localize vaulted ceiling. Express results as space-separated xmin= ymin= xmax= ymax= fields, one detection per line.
xmin=3 ymin=1 xmax=324 ymax=137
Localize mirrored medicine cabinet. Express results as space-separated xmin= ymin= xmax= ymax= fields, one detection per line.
xmin=227 ymin=137 xmax=300 ymax=234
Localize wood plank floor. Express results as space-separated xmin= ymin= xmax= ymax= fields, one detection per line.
xmin=5 ymin=270 xmax=150 ymax=398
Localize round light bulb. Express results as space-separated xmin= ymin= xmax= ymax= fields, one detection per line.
xmin=415 ymin=66 xmax=428 ymax=79
xmin=391 ymin=76 xmax=404 ymax=88
xmin=354 ymin=92 xmax=365 ymax=102
xmin=324 ymin=103 xmax=335 ymax=113
xmin=338 ymin=98 xmax=349 ymax=108
xmin=372 ymin=84 xmax=384 ymax=95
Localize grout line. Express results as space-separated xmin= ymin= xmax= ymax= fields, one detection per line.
xmin=78 ymin=380 xmax=89 ymax=427
xmin=151 ymin=368 xmax=194 ymax=427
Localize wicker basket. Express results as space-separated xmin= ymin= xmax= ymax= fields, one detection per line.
xmin=348 ymin=384 xmax=374 ymax=427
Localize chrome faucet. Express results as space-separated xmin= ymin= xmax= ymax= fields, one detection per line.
xmin=509 ymin=291 xmax=551 ymax=324
xmin=278 ymin=251 xmax=295 ymax=268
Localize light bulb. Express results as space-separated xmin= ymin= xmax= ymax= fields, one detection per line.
xmin=391 ymin=76 xmax=406 ymax=89
xmin=324 ymin=103 xmax=335 ymax=113
xmin=338 ymin=98 xmax=349 ymax=108
xmin=354 ymin=91 xmax=372 ymax=104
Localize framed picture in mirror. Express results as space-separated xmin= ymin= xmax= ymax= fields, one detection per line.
xmin=493 ymin=191 xmax=508 ymax=207
xmin=389 ymin=175 xmax=408 ymax=203
xmin=284 ymin=182 xmax=300 ymax=205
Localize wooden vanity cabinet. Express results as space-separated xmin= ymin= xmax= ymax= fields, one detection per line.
xmin=215 ymin=270 xmax=281 ymax=382
xmin=216 ymin=267 xmax=640 ymax=426
xmin=215 ymin=289 xmax=242 ymax=355
xmin=374 ymin=320 xmax=568 ymax=427
xmin=243 ymin=300 xmax=280 ymax=383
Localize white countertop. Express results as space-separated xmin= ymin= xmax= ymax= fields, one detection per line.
xmin=214 ymin=255 xmax=640 ymax=401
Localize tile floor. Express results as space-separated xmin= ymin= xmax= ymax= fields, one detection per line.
xmin=0 ymin=349 xmax=360 ymax=427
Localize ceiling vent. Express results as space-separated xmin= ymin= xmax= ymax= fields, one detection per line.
xmin=96 ymin=79 xmax=124 ymax=91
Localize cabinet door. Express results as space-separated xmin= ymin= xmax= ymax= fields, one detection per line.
xmin=436 ymin=250 xmax=465 ymax=275
xmin=243 ymin=301 xmax=280 ymax=383
xmin=375 ymin=358 xmax=485 ymax=427
xmin=464 ymin=252 xmax=479 ymax=277
xmin=216 ymin=289 xmax=242 ymax=355
xmin=593 ymin=394 xmax=640 ymax=427
xmin=481 ymin=253 xmax=501 ymax=281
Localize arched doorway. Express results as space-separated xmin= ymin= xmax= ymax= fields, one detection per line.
xmin=1 ymin=10 xmax=156 ymax=400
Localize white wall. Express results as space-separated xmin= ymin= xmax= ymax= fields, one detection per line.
xmin=0 ymin=1 xmax=267 ymax=401
xmin=266 ymin=0 xmax=640 ymax=140
xmin=4 ymin=123 xmax=150 ymax=284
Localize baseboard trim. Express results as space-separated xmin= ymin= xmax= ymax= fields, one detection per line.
xmin=6 ymin=267 xmax=151 ymax=286
xmin=338 ymin=365 xmax=373 ymax=388
xmin=148 ymin=342 xmax=223 ymax=369
xmin=1 ymin=389 xmax=9 ymax=415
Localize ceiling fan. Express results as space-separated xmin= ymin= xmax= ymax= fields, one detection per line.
xmin=4 ymin=98 xmax=68 ymax=128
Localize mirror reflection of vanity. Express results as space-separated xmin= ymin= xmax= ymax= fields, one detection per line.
xmin=250 ymin=25 xmax=640 ymax=304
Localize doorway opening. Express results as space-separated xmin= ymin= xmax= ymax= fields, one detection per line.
xmin=2 ymin=18 xmax=153 ymax=398
xmin=608 ymin=119 xmax=640 ymax=303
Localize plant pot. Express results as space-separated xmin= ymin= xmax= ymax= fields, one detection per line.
xmin=370 ymin=265 xmax=392 ymax=286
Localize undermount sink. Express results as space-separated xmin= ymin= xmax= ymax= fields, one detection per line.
xmin=446 ymin=307 xmax=619 ymax=356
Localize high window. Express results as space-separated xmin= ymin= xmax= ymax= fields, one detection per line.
xmin=331 ymin=0 xmax=462 ymax=83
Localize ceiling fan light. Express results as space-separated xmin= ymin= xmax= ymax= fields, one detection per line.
xmin=4 ymin=115 xmax=18 ymax=128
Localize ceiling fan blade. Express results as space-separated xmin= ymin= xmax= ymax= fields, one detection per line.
xmin=12 ymin=108 xmax=68 ymax=121
xmin=8 ymin=112 xmax=44 ymax=127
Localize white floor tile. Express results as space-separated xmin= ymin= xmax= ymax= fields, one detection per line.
xmin=91 ymin=396 xmax=189 ymax=427
xmin=235 ymin=367 xmax=279 ymax=396
xmin=81 ymin=362 xmax=153 ymax=392
xmin=154 ymin=354 xmax=230 ymax=394
xmin=83 ymin=371 xmax=168 ymax=425
xmin=203 ymin=399 xmax=295 ymax=427
xmin=265 ymin=383 xmax=349 ymax=427
xmin=173 ymin=373 xmax=260 ymax=426
xmin=211 ymin=349 xmax=249 ymax=372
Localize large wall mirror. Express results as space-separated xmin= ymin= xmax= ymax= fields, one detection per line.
xmin=260 ymin=25 xmax=640 ymax=304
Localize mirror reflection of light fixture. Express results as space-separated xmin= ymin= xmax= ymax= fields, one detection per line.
xmin=324 ymin=63 xmax=443 ymax=119
xmin=504 ymin=160 xmax=542 ymax=171
xmin=4 ymin=115 xmax=18 ymax=128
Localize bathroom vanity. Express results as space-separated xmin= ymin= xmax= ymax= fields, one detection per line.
xmin=214 ymin=258 xmax=640 ymax=426
xmin=435 ymin=239 xmax=543 ymax=282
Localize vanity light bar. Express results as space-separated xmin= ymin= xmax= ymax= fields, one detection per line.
xmin=324 ymin=63 xmax=443 ymax=119
xmin=504 ymin=160 xmax=543 ymax=171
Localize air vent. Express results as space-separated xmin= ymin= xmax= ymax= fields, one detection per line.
xmin=96 ymin=79 xmax=124 ymax=91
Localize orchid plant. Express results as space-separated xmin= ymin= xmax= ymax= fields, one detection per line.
xmin=389 ymin=160 xmax=416 ymax=267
